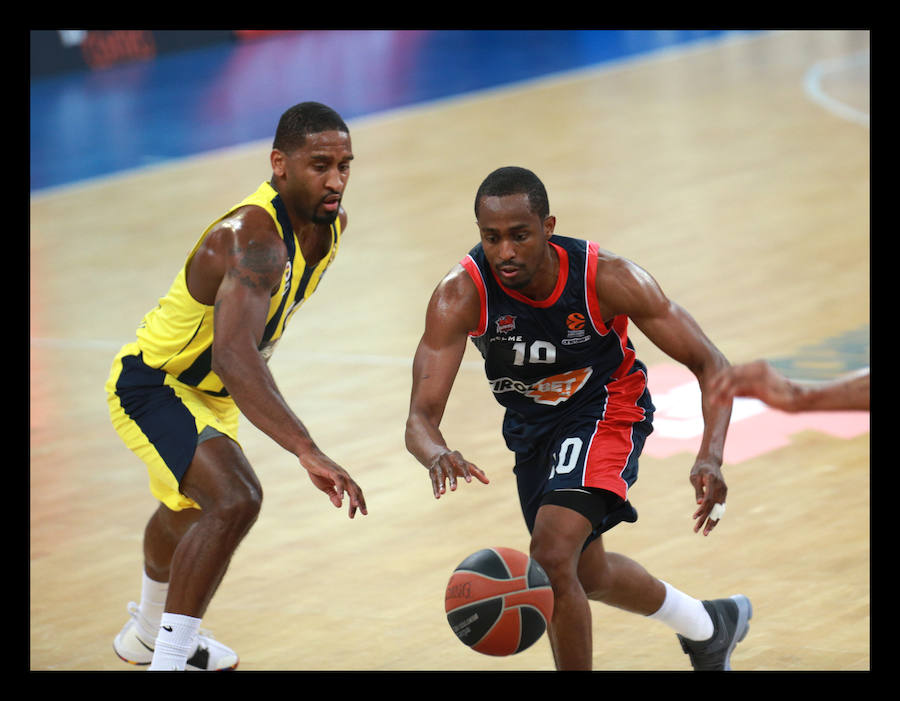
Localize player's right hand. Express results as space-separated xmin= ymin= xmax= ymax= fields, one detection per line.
xmin=427 ymin=450 xmax=489 ymax=499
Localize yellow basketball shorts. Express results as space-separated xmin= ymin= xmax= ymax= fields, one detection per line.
xmin=106 ymin=342 xmax=240 ymax=511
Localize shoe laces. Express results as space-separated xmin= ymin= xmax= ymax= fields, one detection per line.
xmin=125 ymin=601 xmax=154 ymax=634
xmin=124 ymin=601 xmax=160 ymax=648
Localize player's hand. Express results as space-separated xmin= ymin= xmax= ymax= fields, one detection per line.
xmin=428 ymin=450 xmax=489 ymax=499
xmin=690 ymin=460 xmax=727 ymax=536
xmin=709 ymin=360 xmax=795 ymax=410
xmin=302 ymin=456 xmax=368 ymax=518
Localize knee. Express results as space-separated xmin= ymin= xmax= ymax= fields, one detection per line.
xmin=194 ymin=475 xmax=263 ymax=542
xmin=182 ymin=448 xmax=264 ymax=533
xmin=530 ymin=536 xmax=579 ymax=592
xmin=215 ymin=480 xmax=263 ymax=531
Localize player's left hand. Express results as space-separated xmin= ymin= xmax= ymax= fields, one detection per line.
xmin=690 ymin=460 xmax=728 ymax=536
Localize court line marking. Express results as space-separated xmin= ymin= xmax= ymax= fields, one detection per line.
xmin=32 ymin=336 xmax=867 ymax=381
xmin=803 ymin=50 xmax=869 ymax=127
xmin=31 ymin=32 xmax=867 ymax=380
xmin=28 ymin=336 xmax=485 ymax=370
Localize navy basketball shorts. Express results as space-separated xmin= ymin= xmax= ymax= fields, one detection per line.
xmin=106 ymin=342 xmax=240 ymax=512
xmin=514 ymin=411 xmax=653 ymax=546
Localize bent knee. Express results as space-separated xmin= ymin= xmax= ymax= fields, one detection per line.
xmin=217 ymin=480 xmax=263 ymax=524
xmin=529 ymin=505 xmax=594 ymax=585
xmin=183 ymin=470 xmax=263 ymax=530
xmin=530 ymin=538 xmax=580 ymax=588
xmin=182 ymin=439 xmax=263 ymax=519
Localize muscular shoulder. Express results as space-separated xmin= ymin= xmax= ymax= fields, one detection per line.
xmin=436 ymin=263 xmax=478 ymax=299
xmin=188 ymin=205 xmax=287 ymax=304
xmin=212 ymin=204 xmax=282 ymax=248
xmin=594 ymin=249 xmax=667 ymax=319
xmin=428 ymin=263 xmax=482 ymax=336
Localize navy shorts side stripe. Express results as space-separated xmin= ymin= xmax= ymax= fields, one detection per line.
xmin=115 ymin=353 xmax=198 ymax=484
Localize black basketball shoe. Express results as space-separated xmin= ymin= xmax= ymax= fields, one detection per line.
xmin=677 ymin=595 xmax=752 ymax=671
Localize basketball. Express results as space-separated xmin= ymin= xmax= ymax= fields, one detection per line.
xmin=444 ymin=547 xmax=554 ymax=656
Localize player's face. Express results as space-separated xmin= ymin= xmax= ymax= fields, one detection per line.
xmin=477 ymin=193 xmax=555 ymax=295
xmin=275 ymin=130 xmax=353 ymax=224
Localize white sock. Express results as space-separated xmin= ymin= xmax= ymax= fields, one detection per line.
xmin=136 ymin=572 xmax=168 ymax=645
xmin=647 ymin=581 xmax=714 ymax=641
xmin=148 ymin=612 xmax=201 ymax=671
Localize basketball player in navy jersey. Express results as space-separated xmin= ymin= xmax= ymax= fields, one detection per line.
xmin=107 ymin=102 xmax=367 ymax=670
xmin=406 ymin=167 xmax=751 ymax=671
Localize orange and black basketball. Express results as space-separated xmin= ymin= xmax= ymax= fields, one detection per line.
xmin=444 ymin=547 xmax=554 ymax=656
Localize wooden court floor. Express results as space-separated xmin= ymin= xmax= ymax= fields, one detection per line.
xmin=29 ymin=30 xmax=870 ymax=672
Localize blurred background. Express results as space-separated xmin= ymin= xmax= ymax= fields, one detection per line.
xmin=30 ymin=29 xmax=758 ymax=192
xmin=29 ymin=29 xmax=869 ymax=672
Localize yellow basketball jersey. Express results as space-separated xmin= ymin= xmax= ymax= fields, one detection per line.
xmin=133 ymin=181 xmax=342 ymax=396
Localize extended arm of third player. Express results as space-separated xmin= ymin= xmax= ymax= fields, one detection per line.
xmin=710 ymin=361 xmax=869 ymax=412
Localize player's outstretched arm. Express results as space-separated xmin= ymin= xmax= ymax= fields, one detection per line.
xmin=406 ymin=265 xmax=490 ymax=499
xmin=595 ymin=253 xmax=732 ymax=536
xmin=198 ymin=209 xmax=367 ymax=518
xmin=710 ymin=360 xmax=869 ymax=413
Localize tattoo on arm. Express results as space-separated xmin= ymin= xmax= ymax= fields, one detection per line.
xmin=226 ymin=239 xmax=283 ymax=290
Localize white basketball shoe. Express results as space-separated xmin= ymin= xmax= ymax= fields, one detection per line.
xmin=113 ymin=602 xmax=239 ymax=671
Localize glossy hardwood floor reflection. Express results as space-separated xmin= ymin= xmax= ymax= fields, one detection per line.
xmin=29 ymin=30 xmax=869 ymax=671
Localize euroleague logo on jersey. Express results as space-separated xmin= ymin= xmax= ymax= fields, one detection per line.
xmin=566 ymin=312 xmax=585 ymax=331
xmin=563 ymin=312 xmax=591 ymax=346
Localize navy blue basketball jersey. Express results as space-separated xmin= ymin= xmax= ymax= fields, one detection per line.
xmin=461 ymin=235 xmax=654 ymax=452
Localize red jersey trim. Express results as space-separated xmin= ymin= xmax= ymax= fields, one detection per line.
xmin=609 ymin=315 xmax=637 ymax=381
xmin=490 ymin=242 xmax=569 ymax=308
xmin=585 ymin=241 xmax=609 ymax=334
xmin=460 ymin=255 xmax=488 ymax=337
xmin=585 ymin=241 xmax=635 ymax=380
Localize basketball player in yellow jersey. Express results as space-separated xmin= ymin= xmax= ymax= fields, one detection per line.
xmin=106 ymin=102 xmax=367 ymax=671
